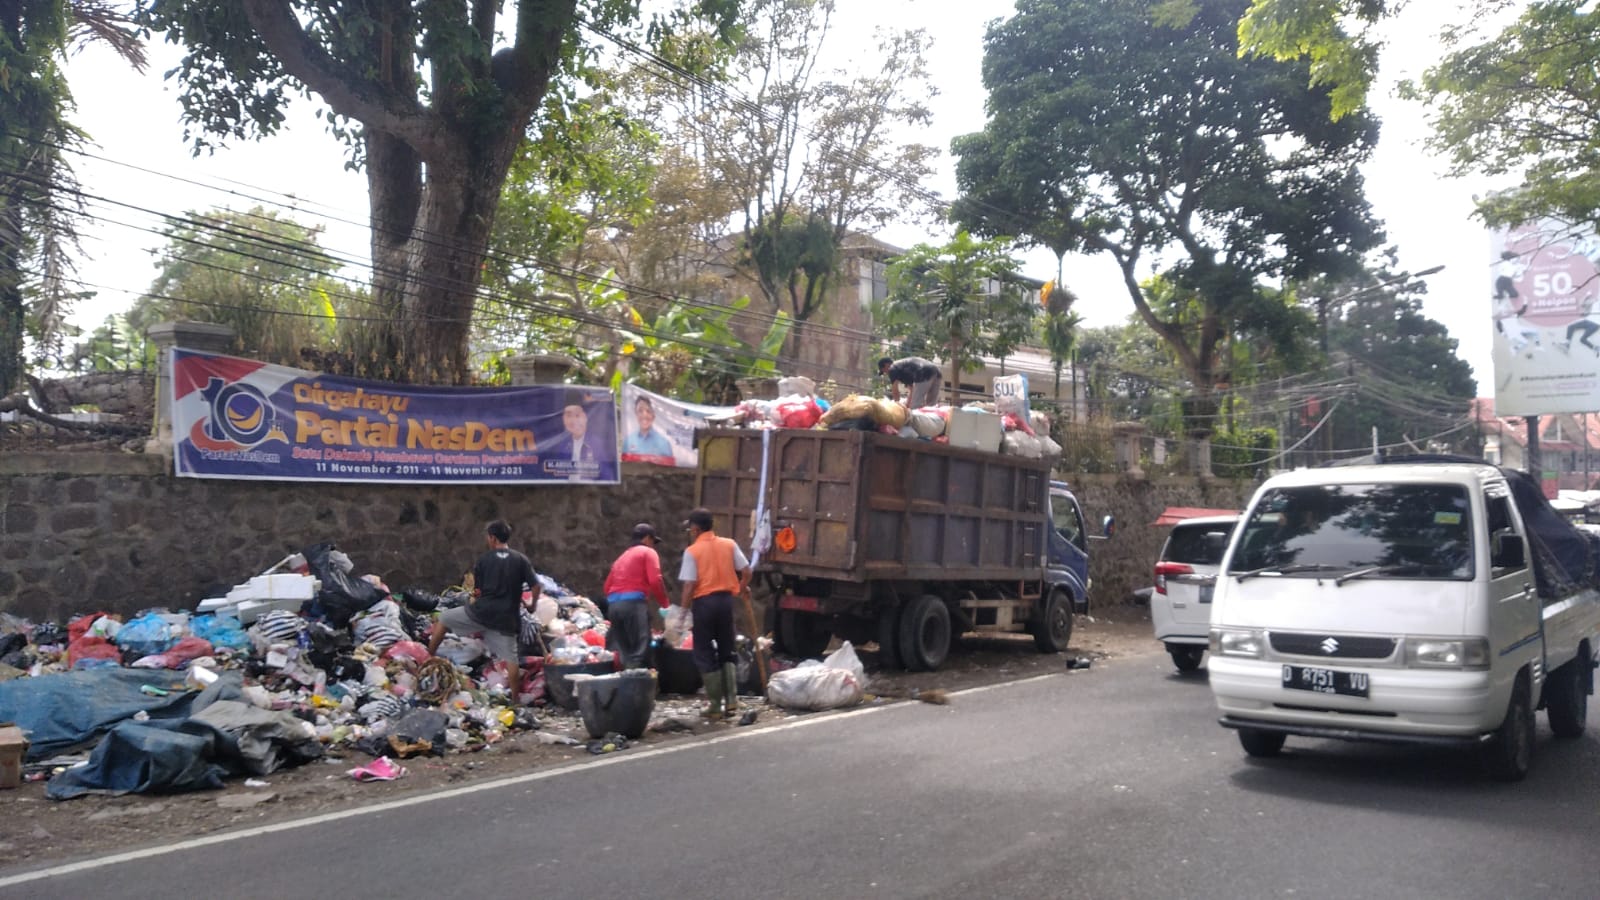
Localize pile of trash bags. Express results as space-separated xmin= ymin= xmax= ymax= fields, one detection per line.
xmin=0 ymin=542 xmax=622 ymax=800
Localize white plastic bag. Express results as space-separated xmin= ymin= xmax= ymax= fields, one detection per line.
xmin=765 ymin=640 xmax=865 ymax=710
xmin=662 ymin=605 xmax=691 ymax=647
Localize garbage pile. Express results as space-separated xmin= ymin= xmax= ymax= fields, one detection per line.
xmin=709 ymin=373 xmax=1061 ymax=459
xmin=0 ymin=542 xmax=634 ymax=800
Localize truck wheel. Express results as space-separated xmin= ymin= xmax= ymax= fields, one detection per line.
xmin=1031 ymin=589 xmax=1073 ymax=654
xmin=898 ymin=594 xmax=951 ymax=671
xmin=1482 ymin=676 xmax=1534 ymax=782
xmin=1237 ymin=727 xmax=1286 ymax=757
xmin=778 ymin=610 xmax=832 ymax=658
xmin=875 ymin=606 xmax=903 ymax=670
xmin=1167 ymin=644 xmax=1206 ymax=673
xmin=1546 ymin=652 xmax=1589 ymax=738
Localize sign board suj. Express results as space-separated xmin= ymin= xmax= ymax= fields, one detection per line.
xmin=171 ymin=349 xmax=619 ymax=484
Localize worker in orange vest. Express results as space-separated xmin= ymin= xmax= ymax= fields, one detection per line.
xmin=677 ymin=507 xmax=751 ymax=719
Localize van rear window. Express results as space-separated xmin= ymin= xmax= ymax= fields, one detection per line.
xmin=1165 ymin=524 xmax=1231 ymax=566
xmin=1229 ymin=483 xmax=1473 ymax=579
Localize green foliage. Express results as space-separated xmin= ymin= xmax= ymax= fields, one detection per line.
xmin=126 ymin=206 xmax=352 ymax=361
xmin=1 ymin=1 xmax=144 ymax=394
xmin=1212 ymin=425 xmax=1277 ymax=477
xmin=874 ymin=231 xmax=1033 ymax=389
xmin=66 ymin=313 xmax=155 ymax=372
xmin=616 ymin=294 xmax=792 ymax=403
xmin=952 ymin=0 xmax=1383 ymax=419
xmin=1408 ymin=2 xmax=1600 ymax=230
xmin=1235 ymin=0 xmax=1390 ymax=119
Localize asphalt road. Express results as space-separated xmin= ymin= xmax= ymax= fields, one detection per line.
xmin=7 ymin=647 xmax=1600 ymax=899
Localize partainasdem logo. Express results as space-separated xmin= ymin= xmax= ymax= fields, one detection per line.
xmin=198 ymin=376 xmax=287 ymax=447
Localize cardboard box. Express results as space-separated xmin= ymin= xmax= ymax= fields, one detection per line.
xmin=945 ymin=409 xmax=1003 ymax=454
xmin=0 ymin=723 xmax=28 ymax=789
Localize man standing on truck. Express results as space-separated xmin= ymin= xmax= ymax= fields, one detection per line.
xmin=879 ymin=356 xmax=945 ymax=408
xmin=603 ymin=523 xmax=669 ymax=669
xmin=679 ymin=507 xmax=751 ymax=719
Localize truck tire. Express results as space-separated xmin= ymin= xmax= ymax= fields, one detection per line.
xmin=1482 ymin=676 xmax=1534 ymax=782
xmin=1546 ymin=651 xmax=1589 ymax=738
xmin=1031 ymin=589 xmax=1073 ymax=654
xmin=1237 ymin=727 xmax=1286 ymax=757
xmin=898 ymin=594 xmax=951 ymax=671
xmin=875 ymin=606 xmax=903 ymax=670
xmin=1167 ymin=644 xmax=1206 ymax=673
xmin=778 ymin=610 xmax=832 ymax=659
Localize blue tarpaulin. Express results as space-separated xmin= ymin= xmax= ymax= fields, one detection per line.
xmin=0 ymin=668 xmax=195 ymax=761
xmin=46 ymin=720 xmax=228 ymax=799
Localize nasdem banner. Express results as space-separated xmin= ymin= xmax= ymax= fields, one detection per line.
xmin=171 ymin=349 xmax=619 ymax=484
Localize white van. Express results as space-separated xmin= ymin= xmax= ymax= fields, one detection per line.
xmin=1152 ymin=515 xmax=1238 ymax=672
xmin=1208 ymin=458 xmax=1600 ymax=780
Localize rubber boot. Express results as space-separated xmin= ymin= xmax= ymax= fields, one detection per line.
xmin=700 ymin=669 xmax=725 ymax=719
xmin=721 ymin=662 xmax=739 ymax=719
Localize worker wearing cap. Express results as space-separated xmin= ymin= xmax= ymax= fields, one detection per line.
xmin=679 ymin=507 xmax=750 ymax=719
xmin=602 ymin=523 xmax=670 ymax=669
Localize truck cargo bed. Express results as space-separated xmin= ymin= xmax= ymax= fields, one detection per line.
xmin=696 ymin=429 xmax=1052 ymax=583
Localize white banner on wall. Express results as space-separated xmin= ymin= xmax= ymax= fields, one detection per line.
xmin=618 ymin=384 xmax=730 ymax=468
xmin=1490 ymin=218 xmax=1600 ymax=417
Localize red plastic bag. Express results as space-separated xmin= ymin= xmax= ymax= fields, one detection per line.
xmin=579 ymin=628 xmax=606 ymax=647
xmin=1002 ymin=413 xmax=1036 ymax=436
xmin=773 ymin=396 xmax=822 ymax=429
xmin=68 ymin=612 xmax=115 ymax=644
xmin=68 ymin=636 xmax=121 ymax=666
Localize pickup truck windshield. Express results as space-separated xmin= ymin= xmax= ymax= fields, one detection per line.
xmin=1227 ymin=483 xmax=1473 ymax=580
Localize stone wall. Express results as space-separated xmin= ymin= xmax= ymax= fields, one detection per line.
xmin=1 ymin=452 xmax=1258 ymax=624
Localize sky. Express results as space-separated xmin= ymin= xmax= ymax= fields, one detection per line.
xmin=57 ymin=1 xmax=1506 ymax=391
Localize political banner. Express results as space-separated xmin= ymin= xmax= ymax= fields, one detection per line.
xmin=1490 ymin=218 xmax=1600 ymax=416
xmin=171 ymin=349 xmax=619 ymax=484
xmin=619 ymin=384 xmax=728 ymax=468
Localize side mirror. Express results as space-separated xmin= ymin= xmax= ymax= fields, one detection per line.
xmin=1101 ymin=515 xmax=1116 ymax=538
xmin=1492 ymin=531 xmax=1526 ymax=570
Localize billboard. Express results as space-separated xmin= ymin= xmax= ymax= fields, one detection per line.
xmin=171 ymin=349 xmax=619 ymax=484
xmin=1490 ymin=218 xmax=1600 ymax=416
xmin=618 ymin=384 xmax=729 ymax=468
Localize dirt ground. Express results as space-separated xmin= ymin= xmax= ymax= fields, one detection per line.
xmin=0 ymin=607 xmax=1158 ymax=870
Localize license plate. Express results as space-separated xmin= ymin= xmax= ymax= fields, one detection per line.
xmin=1198 ymin=583 xmax=1214 ymax=604
xmin=1282 ymin=665 xmax=1369 ymax=698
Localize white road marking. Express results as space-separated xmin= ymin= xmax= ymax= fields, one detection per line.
xmin=0 ymin=672 xmax=1066 ymax=887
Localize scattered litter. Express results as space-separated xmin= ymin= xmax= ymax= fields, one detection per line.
xmin=244 ymin=778 xmax=270 ymax=788
xmin=348 ymin=757 xmax=406 ymax=782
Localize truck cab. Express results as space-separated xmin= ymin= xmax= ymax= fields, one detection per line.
xmin=1047 ymin=481 xmax=1102 ymax=615
xmin=1208 ymin=458 xmax=1600 ymax=780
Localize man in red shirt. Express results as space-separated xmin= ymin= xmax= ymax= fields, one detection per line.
xmin=603 ymin=523 xmax=669 ymax=669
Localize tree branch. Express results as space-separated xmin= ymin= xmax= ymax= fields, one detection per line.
xmin=240 ymin=0 xmax=453 ymax=160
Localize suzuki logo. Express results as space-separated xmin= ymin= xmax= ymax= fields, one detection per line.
xmin=1321 ymin=637 xmax=1340 ymax=654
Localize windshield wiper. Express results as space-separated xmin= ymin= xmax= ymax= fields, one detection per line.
xmin=1334 ymin=563 xmax=1428 ymax=586
xmin=1234 ymin=563 xmax=1343 ymax=582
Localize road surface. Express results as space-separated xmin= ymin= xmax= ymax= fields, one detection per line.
xmin=5 ymin=647 xmax=1599 ymax=898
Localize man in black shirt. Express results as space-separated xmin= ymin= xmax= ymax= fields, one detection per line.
xmin=879 ymin=356 xmax=945 ymax=408
xmin=428 ymin=520 xmax=540 ymax=697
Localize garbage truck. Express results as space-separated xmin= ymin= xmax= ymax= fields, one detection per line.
xmin=694 ymin=429 xmax=1111 ymax=671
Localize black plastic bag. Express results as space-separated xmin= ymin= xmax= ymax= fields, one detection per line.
xmin=303 ymin=542 xmax=386 ymax=627
xmin=826 ymin=416 xmax=877 ymax=432
xmin=395 ymin=586 xmax=441 ymax=613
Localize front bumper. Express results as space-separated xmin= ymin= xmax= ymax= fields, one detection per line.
xmin=1209 ymin=655 xmax=1501 ymax=739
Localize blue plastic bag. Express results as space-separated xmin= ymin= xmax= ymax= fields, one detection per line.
xmin=190 ymin=614 xmax=250 ymax=653
xmin=115 ymin=612 xmax=176 ymax=657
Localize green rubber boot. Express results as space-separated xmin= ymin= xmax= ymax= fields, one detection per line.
xmin=722 ymin=662 xmax=739 ymax=718
xmin=700 ymin=669 xmax=725 ymax=719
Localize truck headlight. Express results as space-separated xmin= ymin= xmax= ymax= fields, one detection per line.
xmin=1211 ymin=628 xmax=1264 ymax=658
xmin=1405 ymin=637 xmax=1490 ymax=669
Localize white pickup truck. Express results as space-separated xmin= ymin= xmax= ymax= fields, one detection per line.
xmin=1207 ymin=457 xmax=1600 ymax=780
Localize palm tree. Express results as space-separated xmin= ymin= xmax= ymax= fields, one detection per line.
xmin=1 ymin=0 xmax=145 ymax=398
xmin=1040 ymin=279 xmax=1082 ymax=415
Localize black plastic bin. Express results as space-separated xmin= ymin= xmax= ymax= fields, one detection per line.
xmin=652 ymin=642 xmax=702 ymax=695
xmin=545 ymin=661 xmax=616 ymax=710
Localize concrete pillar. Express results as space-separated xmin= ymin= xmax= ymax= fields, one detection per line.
xmin=1186 ymin=433 xmax=1214 ymax=479
xmin=145 ymin=321 xmax=235 ymax=456
xmin=506 ymin=353 xmax=577 ymax=386
xmin=1112 ymin=421 xmax=1146 ymax=479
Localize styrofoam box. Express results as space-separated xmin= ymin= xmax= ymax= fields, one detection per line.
xmin=946 ymin=409 xmax=1003 ymax=453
